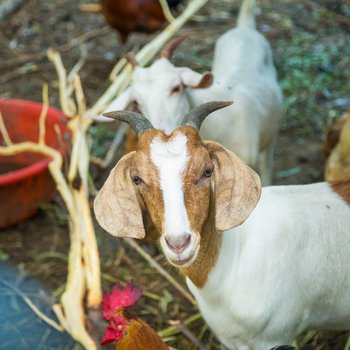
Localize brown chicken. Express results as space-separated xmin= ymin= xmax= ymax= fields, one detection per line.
xmin=101 ymin=282 xmax=169 ymax=350
xmin=100 ymin=0 xmax=183 ymax=42
xmin=324 ymin=108 xmax=350 ymax=181
xmin=323 ymin=111 xmax=347 ymax=158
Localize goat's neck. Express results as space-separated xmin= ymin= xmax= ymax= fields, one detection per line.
xmin=181 ymin=191 xmax=221 ymax=288
xmin=187 ymin=84 xmax=221 ymax=107
xmin=186 ymin=87 xmax=212 ymax=107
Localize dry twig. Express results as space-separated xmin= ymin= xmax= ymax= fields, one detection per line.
xmin=159 ymin=312 xmax=202 ymax=338
xmin=0 ymin=110 xmax=13 ymax=145
xmin=79 ymin=3 xmax=102 ymax=13
xmin=159 ymin=0 xmax=175 ymax=22
xmin=168 ymin=320 xmax=208 ymax=350
xmin=38 ymin=83 xmax=49 ymax=146
xmin=0 ymin=56 xmax=101 ymax=350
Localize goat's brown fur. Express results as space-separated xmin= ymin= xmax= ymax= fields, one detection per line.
xmin=330 ymin=179 xmax=350 ymax=205
xmin=181 ymin=192 xmax=221 ymax=287
xmin=323 ymin=108 xmax=350 ymax=158
xmin=324 ymin=108 xmax=350 ymax=182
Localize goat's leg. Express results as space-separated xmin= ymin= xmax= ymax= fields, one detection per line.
xmin=259 ymin=144 xmax=274 ymax=186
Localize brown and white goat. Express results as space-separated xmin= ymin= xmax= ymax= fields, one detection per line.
xmin=96 ymin=0 xmax=283 ymax=186
xmin=94 ymin=102 xmax=350 ymax=350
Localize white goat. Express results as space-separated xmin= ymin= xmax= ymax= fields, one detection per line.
xmin=94 ymin=102 xmax=350 ymax=350
xmin=98 ymin=0 xmax=283 ymax=185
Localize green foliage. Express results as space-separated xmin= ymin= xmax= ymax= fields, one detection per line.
xmin=274 ymin=21 xmax=350 ymax=133
xmin=88 ymin=124 xmax=116 ymax=158
xmin=40 ymin=203 xmax=67 ymax=226
xmin=159 ymin=289 xmax=174 ymax=313
xmin=0 ymin=250 xmax=9 ymax=261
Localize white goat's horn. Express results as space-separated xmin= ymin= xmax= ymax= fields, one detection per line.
xmin=160 ymin=35 xmax=187 ymax=59
xmin=181 ymin=101 xmax=233 ymax=131
xmin=103 ymin=110 xmax=154 ymax=135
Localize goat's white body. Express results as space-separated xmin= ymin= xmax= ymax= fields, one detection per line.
xmin=187 ymin=182 xmax=350 ymax=350
xmin=190 ymin=27 xmax=282 ymax=185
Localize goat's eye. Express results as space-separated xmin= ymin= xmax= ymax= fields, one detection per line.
xmin=132 ymin=175 xmax=142 ymax=185
xmin=203 ymin=167 xmax=213 ymax=178
xmin=170 ymin=85 xmax=181 ymax=95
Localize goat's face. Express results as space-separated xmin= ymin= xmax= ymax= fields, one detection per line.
xmin=146 ymin=127 xmax=213 ymax=265
xmin=94 ymin=103 xmax=261 ymax=268
xmin=105 ymin=59 xmax=213 ymax=135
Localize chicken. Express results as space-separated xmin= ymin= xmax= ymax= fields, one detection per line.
xmin=324 ymin=108 xmax=350 ymax=181
xmin=100 ymin=0 xmax=183 ymax=43
xmin=323 ymin=111 xmax=347 ymax=158
xmin=101 ymin=281 xmax=169 ymax=350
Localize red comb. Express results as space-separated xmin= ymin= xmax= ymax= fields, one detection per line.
xmin=102 ymin=281 xmax=142 ymax=320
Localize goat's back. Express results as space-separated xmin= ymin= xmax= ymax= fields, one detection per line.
xmin=212 ymin=28 xmax=276 ymax=81
xmin=192 ymin=27 xmax=282 ymax=163
xmin=193 ymin=26 xmax=283 ymax=163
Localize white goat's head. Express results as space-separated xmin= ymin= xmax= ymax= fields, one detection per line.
xmin=94 ymin=101 xmax=261 ymax=268
xmin=101 ymin=37 xmax=213 ymax=135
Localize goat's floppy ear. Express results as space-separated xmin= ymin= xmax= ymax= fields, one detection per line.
xmin=94 ymin=152 xmax=145 ymax=239
xmin=204 ymin=141 xmax=261 ymax=231
xmin=179 ymin=68 xmax=213 ymax=89
xmin=93 ymin=87 xmax=134 ymax=122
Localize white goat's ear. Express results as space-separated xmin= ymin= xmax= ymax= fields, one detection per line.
xmin=92 ymin=88 xmax=134 ymax=122
xmin=94 ymin=152 xmax=145 ymax=239
xmin=204 ymin=141 xmax=261 ymax=231
xmin=179 ymin=68 xmax=213 ymax=89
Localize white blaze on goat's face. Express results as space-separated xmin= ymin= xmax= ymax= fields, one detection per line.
xmin=150 ymin=132 xmax=200 ymax=265
xmin=131 ymin=59 xmax=192 ymax=134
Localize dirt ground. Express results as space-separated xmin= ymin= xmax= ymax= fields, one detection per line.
xmin=0 ymin=0 xmax=350 ymax=349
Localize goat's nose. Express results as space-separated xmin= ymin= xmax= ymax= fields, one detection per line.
xmin=165 ymin=234 xmax=191 ymax=253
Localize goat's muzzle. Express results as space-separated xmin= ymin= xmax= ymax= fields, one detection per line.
xmin=165 ymin=233 xmax=191 ymax=254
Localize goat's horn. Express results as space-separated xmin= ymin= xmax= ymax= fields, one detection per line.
xmin=103 ymin=111 xmax=154 ymax=135
xmin=181 ymin=101 xmax=233 ymax=130
xmin=160 ymin=35 xmax=187 ymax=59
xmin=125 ymin=53 xmax=139 ymax=68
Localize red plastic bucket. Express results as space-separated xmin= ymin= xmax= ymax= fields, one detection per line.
xmin=0 ymin=99 xmax=70 ymax=228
